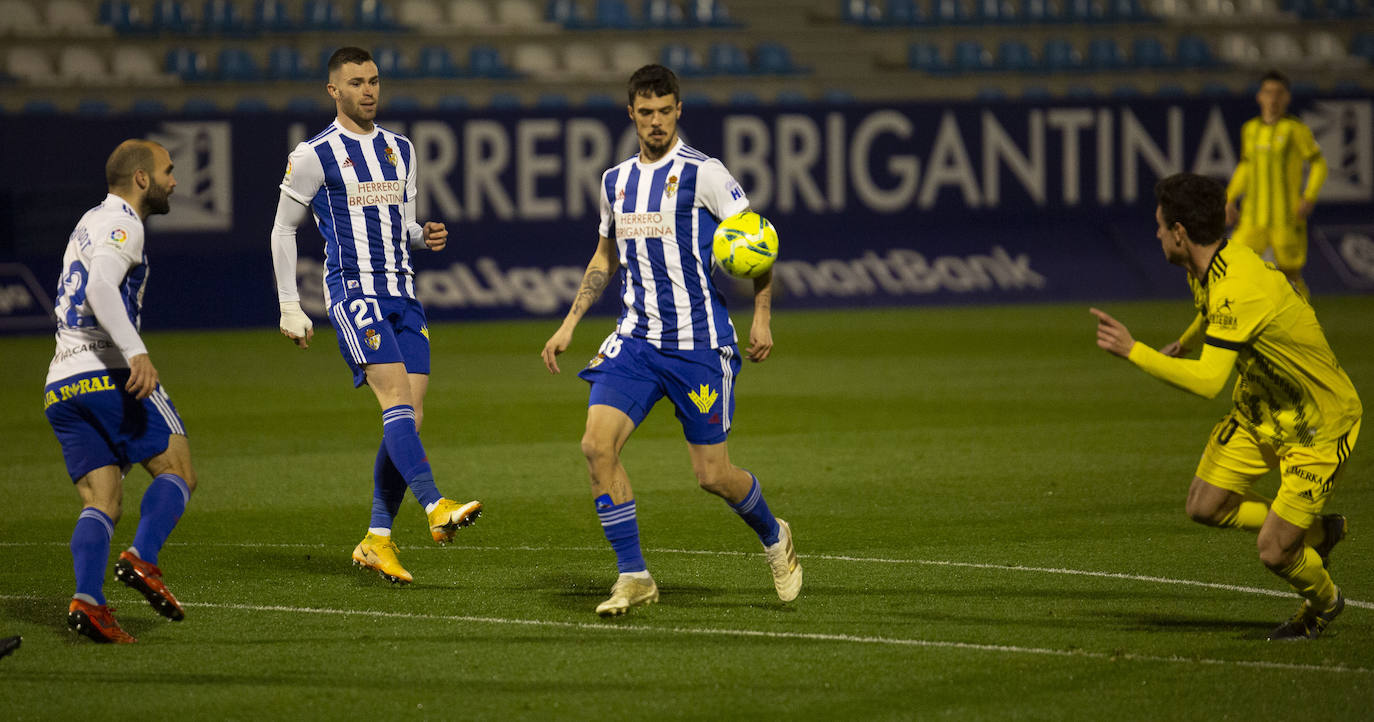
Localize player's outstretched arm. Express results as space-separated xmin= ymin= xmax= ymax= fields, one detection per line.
xmin=271 ymin=192 xmax=314 ymax=349
xmin=747 ymin=270 xmax=774 ymax=363
xmin=543 ymin=236 xmax=619 ymax=374
xmin=1091 ymin=308 xmax=1235 ymax=398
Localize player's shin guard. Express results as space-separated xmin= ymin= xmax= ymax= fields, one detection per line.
xmin=1275 ymin=546 xmax=1338 ymax=610
xmin=130 ymin=474 xmax=190 ymax=566
xmin=70 ymin=508 xmax=114 ymax=606
xmin=381 ymin=405 xmax=441 ymax=508
xmin=729 ymin=472 xmax=781 ymax=546
xmin=1217 ymin=491 xmax=1270 ymax=532
xmin=596 ymin=495 xmax=647 ymax=573
xmin=370 ymin=440 xmax=408 ymax=531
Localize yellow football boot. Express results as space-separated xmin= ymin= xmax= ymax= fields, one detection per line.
xmin=426 ymin=499 xmax=483 ymax=544
xmin=352 ymin=533 xmax=413 ymax=585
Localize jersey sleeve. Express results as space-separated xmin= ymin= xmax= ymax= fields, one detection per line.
xmin=695 ymin=158 xmax=750 ymax=221
xmin=94 ymin=216 xmax=145 ymax=267
xmin=1202 ymin=272 xmax=1272 ymax=350
xmin=279 ymin=142 xmax=324 ymax=207
xmin=597 ymin=168 xmax=615 ymax=239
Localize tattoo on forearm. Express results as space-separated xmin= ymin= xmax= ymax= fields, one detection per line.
xmin=571 ymin=269 xmax=608 ymax=316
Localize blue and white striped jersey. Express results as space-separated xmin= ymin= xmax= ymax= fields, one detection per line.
xmin=279 ymin=121 xmax=421 ymax=306
xmin=598 ymin=139 xmax=750 ymax=350
xmin=47 ymin=194 xmax=149 ymax=385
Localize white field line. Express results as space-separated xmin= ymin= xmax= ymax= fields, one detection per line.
xmin=1 ymin=539 xmax=1369 ymax=611
xmin=0 ymin=593 xmax=1368 ymax=676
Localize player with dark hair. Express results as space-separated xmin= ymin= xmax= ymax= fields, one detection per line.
xmin=270 ymin=47 xmax=481 ymax=585
xmin=45 ymin=138 xmax=194 ymax=643
xmin=1091 ymin=172 xmax=1361 ymax=640
xmin=541 ymin=64 xmax=802 ymax=616
xmin=1224 ymin=69 xmax=1327 ymax=300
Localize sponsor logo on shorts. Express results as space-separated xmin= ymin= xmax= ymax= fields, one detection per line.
xmin=44 ymin=374 xmax=117 ymax=409
xmin=364 ymin=328 xmax=381 ymax=351
xmin=688 ymin=384 xmax=718 ymax=414
xmin=586 ymin=353 xmax=605 ymax=369
xmin=420 ymin=325 xmax=430 ymax=341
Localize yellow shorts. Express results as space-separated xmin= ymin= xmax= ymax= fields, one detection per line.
xmin=1231 ymin=224 xmax=1307 ymax=271
xmin=1195 ymin=413 xmax=1359 ymax=529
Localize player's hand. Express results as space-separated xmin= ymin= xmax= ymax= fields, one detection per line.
xmin=1295 ymin=199 xmax=1315 ymax=221
xmin=126 ymin=353 xmax=159 ymax=400
xmin=542 ymin=326 xmax=574 ymax=374
xmin=1089 ymin=307 xmax=1135 ymax=358
xmin=423 ymin=221 xmax=447 ymax=252
xmin=747 ymin=317 xmax=773 ymax=362
xmin=1160 ymin=341 xmax=1188 ymax=358
xmin=279 ymin=301 xmax=314 ymax=349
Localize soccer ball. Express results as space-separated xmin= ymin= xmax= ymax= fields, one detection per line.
xmin=712 ymin=211 xmax=779 ymax=279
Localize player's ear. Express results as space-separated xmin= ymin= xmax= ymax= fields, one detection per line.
xmin=134 ymin=167 xmax=150 ymax=191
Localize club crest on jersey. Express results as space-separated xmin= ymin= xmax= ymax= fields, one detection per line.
xmin=364 ymin=328 xmax=382 ymax=351
xmin=110 ymin=229 xmax=128 ymax=244
xmin=384 ymin=147 xmax=398 ymax=166
xmin=688 ymin=384 xmax=718 ymax=414
xmin=664 ymin=175 xmax=679 ymax=199
xmin=283 ymin=160 xmax=293 ymax=182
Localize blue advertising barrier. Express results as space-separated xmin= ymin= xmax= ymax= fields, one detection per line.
xmin=2 ymin=96 xmax=1372 ymax=334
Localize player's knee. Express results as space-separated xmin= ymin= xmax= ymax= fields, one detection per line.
xmin=1184 ymin=497 xmax=1224 ymax=526
xmin=693 ymin=466 xmax=732 ymax=496
xmin=1257 ymin=537 xmax=1296 ymax=570
xmin=580 ymin=434 xmax=617 ymax=468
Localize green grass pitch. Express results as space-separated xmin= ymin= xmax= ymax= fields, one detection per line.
xmin=2 ymin=298 xmax=1371 ymax=719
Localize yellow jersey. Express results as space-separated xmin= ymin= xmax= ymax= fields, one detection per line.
xmin=1226 ymin=115 xmax=1327 ymax=231
xmin=1186 ymin=242 xmax=1360 ymax=446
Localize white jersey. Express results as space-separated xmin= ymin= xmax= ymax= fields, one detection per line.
xmin=598 ymin=139 xmax=750 ymax=350
xmin=47 ymin=194 xmax=149 ymax=385
xmin=279 ymin=121 xmax=421 ymax=307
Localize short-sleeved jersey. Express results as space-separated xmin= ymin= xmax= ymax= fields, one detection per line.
xmin=598 ymin=139 xmax=750 ymax=350
xmin=46 ymin=194 xmax=148 ymax=385
xmin=280 ymin=121 xmax=419 ymax=307
xmin=1188 ymin=241 xmax=1361 ymax=445
xmin=1226 ymin=115 xmax=1326 ymax=231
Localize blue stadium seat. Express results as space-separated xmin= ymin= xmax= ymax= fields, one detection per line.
xmin=372 ymin=44 xmax=409 ymax=78
xmin=21 ymin=99 xmax=59 ymax=114
xmin=1322 ymin=0 xmax=1366 ymax=17
xmin=839 ymin=0 xmax=879 ymax=23
xmin=1021 ymin=85 xmax=1052 ymax=99
xmin=681 ymin=91 xmax=713 ymax=106
xmin=216 ymin=48 xmax=260 ymax=81
xmin=931 ymin=0 xmax=968 ymax=23
xmin=977 ymin=86 xmax=1007 ymax=100
xmin=1110 ymin=83 xmax=1141 ymax=97
xmin=973 ymin=0 xmax=1016 ymax=23
xmin=1042 ymin=38 xmax=1082 ymax=71
xmin=77 ymin=99 xmax=111 ymax=115
xmin=728 ymin=90 xmax=761 ymax=105
xmin=755 ymin=43 xmax=803 ymax=74
xmin=1351 ymin=32 xmax=1374 ymax=62
xmin=1291 ymin=81 xmax=1319 ymax=96
xmin=234 ymin=97 xmax=272 ymax=112
xmin=687 ymin=0 xmax=736 ymax=26
xmin=183 ymin=97 xmax=221 ymax=113
xmin=952 ymin=40 xmax=992 ymax=72
xmin=468 ymin=46 xmax=512 ymax=78
xmin=437 ymin=94 xmax=470 ymax=110
xmin=1062 ymin=0 xmax=1104 ymax=22
xmin=775 ymin=89 xmax=809 ymax=105
xmin=489 ymin=92 xmax=523 ymax=108
xmin=908 ymin=42 xmax=949 ymax=73
xmin=100 ymin=0 xmax=144 ymax=33
xmin=130 ymin=98 xmax=168 ymax=113
xmin=1280 ymin=0 xmax=1318 ymax=17
xmin=661 ymin=44 xmax=706 ymax=76
xmin=165 ymin=47 xmax=210 ymax=81
xmin=593 ymin=0 xmax=635 ymax=27
xmin=1021 ymin=0 xmax=1059 ymax=22
xmin=253 ymin=0 xmax=297 ymax=31
xmin=303 ymin=0 xmax=345 ymax=29
xmin=285 ymin=96 xmax=324 ymax=112
xmin=1154 ymin=84 xmax=1187 ymax=96
xmin=1131 ymin=36 xmax=1168 ymax=68
xmin=1175 ymin=34 xmax=1219 ymax=68
xmin=267 ymin=46 xmax=307 ymax=80
xmin=547 ymin=0 xmax=584 ymax=26
xmin=583 ymin=92 xmax=619 ymax=107
xmin=354 ymin=0 xmax=400 ymax=29
xmin=416 ymin=46 xmax=460 ymax=78
xmin=536 ymin=92 xmax=570 ymax=107
xmin=202 ymin=0 xmax=249 ymax=34
xmin=995 ymin=40 xmax=1035 ymax=71
xmin=707 ymin=42 xmax=750 ymax=75
xmin=1200 ymin=82 xmax=1233 ymax=96
xmin=643 ymin=0 xmax=685 ymax=26
xmin=1086 ymin=37 xmax=1127 ymax=69
xmin=1104 ymin=0 xmax=1147 ymax=20
xmin=388 ymin=95 xmax=422 ymax=111
xmin=821 ymin=88 xmax=856 ymax=103
xmin=150 ymin=0 xmax=193 ymax=33
xmin=885 ymin=0 xmax=924 ymax=24
xmin=1065 ymin=85 xmax=1097 ymax=98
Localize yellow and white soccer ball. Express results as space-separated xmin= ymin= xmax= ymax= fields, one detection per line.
xmin=712 ymin=211 xmax=779 ymax=279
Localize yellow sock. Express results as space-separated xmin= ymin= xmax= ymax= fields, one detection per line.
xmin=1217 ymin=492 xmax=1270 ymax=532
xmin=1276 ymin=546 xmax=1338 ymax=610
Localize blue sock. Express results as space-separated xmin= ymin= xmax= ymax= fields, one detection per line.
xmin=71 ymin=508 xmax=114 ymax=606
xmin=596 ymin=495 xmax=647 ymax=573
xmin=131 ymin=473 xmax=190 ymax=566
xmin=730 ymin=472 xmax=781 ymax=546
xmin=381 ymin=405 xmax=441 ymax=508
xmin=370 ymin=439 xmax=408 ymax=530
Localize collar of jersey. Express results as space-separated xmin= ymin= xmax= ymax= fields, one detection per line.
xmin=103 ymin=193 xmax=137 ymax=218
xmin=332 ymin=120 xmax=381 ymax=141
xmin=636 ymin=138 xmax=683 ymax=170
xmin=1200 ymin=239 xmax=1229 ymax=286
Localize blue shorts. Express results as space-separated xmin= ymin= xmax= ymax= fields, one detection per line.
xmin=578 ymin=333 xmax=742 ymax=445
xmin=43 ymin=369 xmax=187 ymax=482
xmin=328 ymin=296 xmax=431 ymax=388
